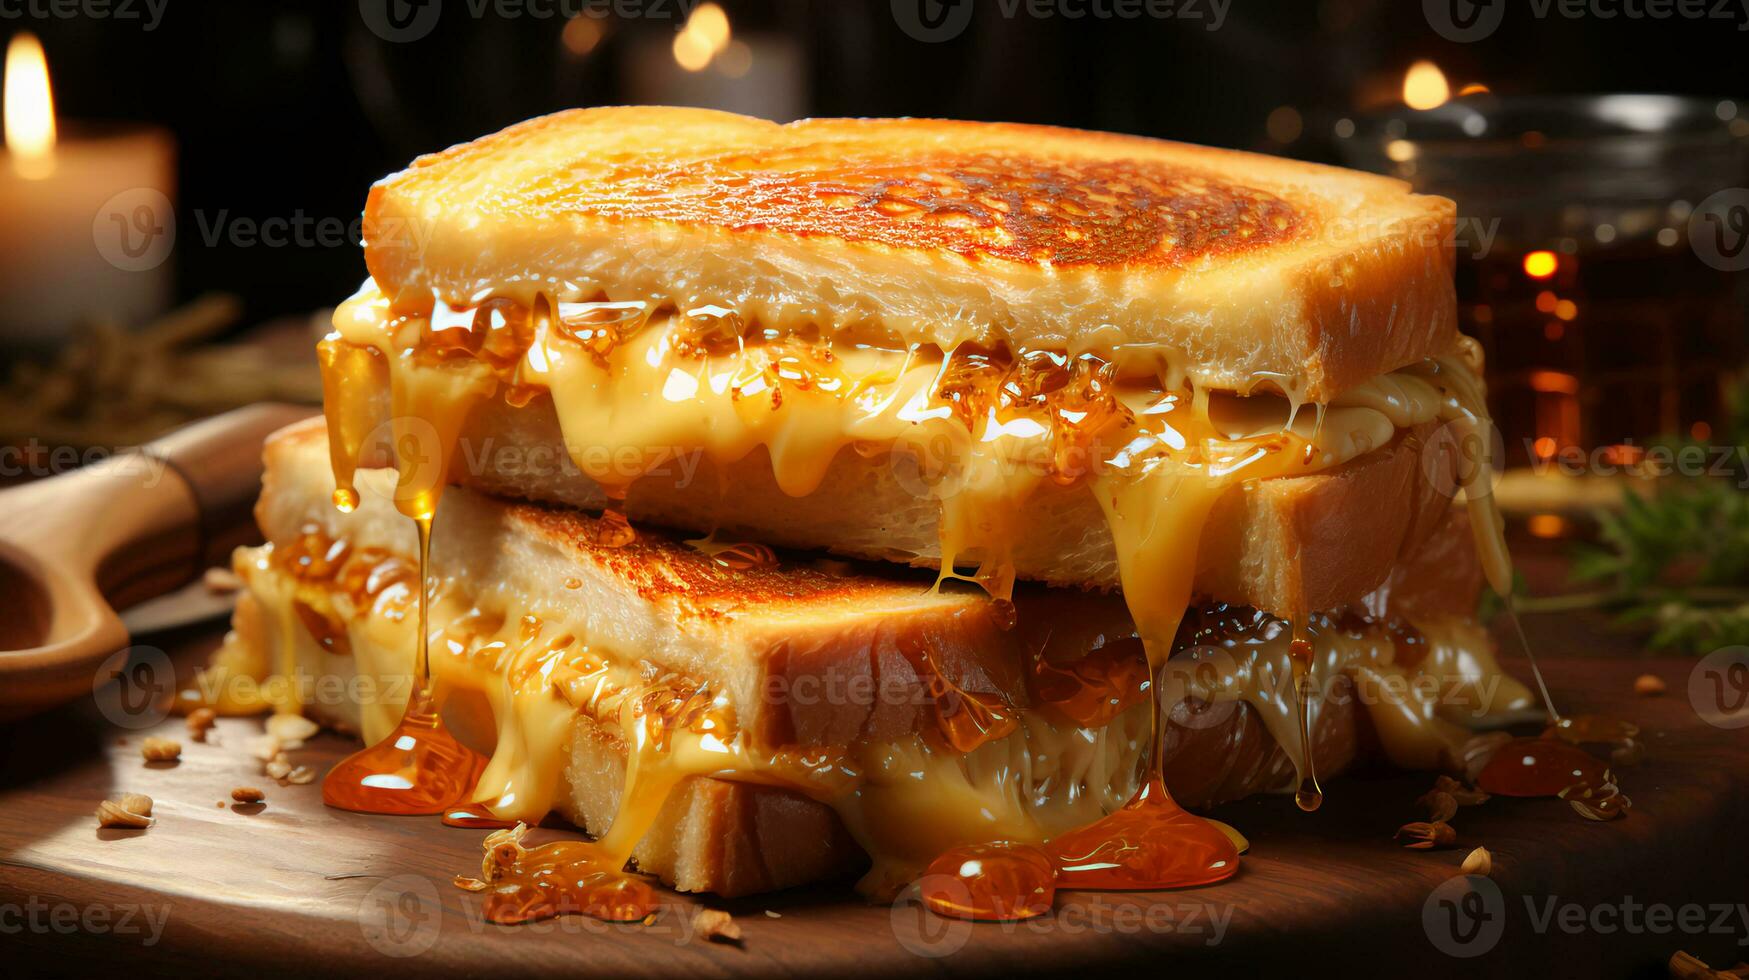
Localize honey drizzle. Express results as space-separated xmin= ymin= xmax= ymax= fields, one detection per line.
xmin=919 ymin=842 xmax=1056 ymax=921
xmin=323 ymin=516 xmax=488 ymax=814
xmin=318 ymin=334 xmax=496 ymax=815
xmin=1287 ymin=628 xmax=1323 ymax=813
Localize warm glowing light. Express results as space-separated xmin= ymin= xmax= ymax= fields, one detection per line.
xmin=688 ymin=2 xmax=731 ymax=55
xmin=1535 ymin=290 xmax=1558 ymax=313
xmin=1692 ymin=421 xmax=1713 ymax=441
xmin=1528 ymin=370 xmax=1580 ymax=395
xmin=1457 ymin=83 xmax=1490 ymax=96
xmin=672 ymin=27 xmax=713 ymax=71
xmin=562 ymin=15 xmax=604 ymax=56
xmin=1554 ymin=299 xmax=1578 ymax=321
xmin=1601 ymin=444 xmax=1644 ymax=466
xmin=1527 ymin=514 xmax=1568 ymax=539
xmin=4 ymin=33 xmax=56 ymax=180
xmin=1385 ymin=139 xmax=1416 ymax=163
xmin=1522 ymin=250 xmax=1558 ymax=279
xmin=1532 ymin=437 xmax=1558 ymax=460
xmin=1402 ymin=61 xmax=1450 ymax=111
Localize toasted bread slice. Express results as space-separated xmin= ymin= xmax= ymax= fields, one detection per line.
xmin=257 ymin=417 xmax=1027 ymax=747
xmin=335 ymin=391 xmax=1461 ymax=618
xmin=222 ymin=420 xmax=1526 ymax=896
xmin=363 ymin=107 xmax=1456 ymax=401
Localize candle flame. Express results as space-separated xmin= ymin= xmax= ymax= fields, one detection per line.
xmin=4 ymin=32 xmax=56 ymax=180
xmin=1402 ymin=60 xmax=1450 ymax=111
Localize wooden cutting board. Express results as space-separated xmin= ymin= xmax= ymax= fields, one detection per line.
xmin=3 ymin=617 xmax=1748 ymax=979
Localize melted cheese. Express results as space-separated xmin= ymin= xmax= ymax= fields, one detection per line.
xmin=226 ymin=539 xmax=1529 ymax=894
xmin=304 ymin=280 xmax=1522 ymax=888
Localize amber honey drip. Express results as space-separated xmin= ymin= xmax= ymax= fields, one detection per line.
xmin=465 ymin=830 xmax=661 ymax=925
xmin=323 ymin=516 xmax=488 ymax=814
xmin=316 ymin=337 xmax=386 ymax=515
xmin=1046 ymin=774 xmax=1239 ymax=890
xmin=1027 ymin=637 xmax=1149 ymax=729
xmin=1032 ymin=606 xmax=1239 ymax=892
xmin=1288 ymin=628 xmax=1323 ymax=813
xmin=919 ymin=842 xmax=1056 ymax=921
xmin=442 ymin=802 xmax=522 ymax=830
xmin=903 ymin=640 xmax=1019 ymax=754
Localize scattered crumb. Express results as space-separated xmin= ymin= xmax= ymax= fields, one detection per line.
xmin=266 ymin=714 xmax=319 ymax=749
xmin=642 ymin=913 xmax=658 ymax=927
xmin=286 ymin=766 xmax=315 ymax=785
xmin=140 ymin=736 xmax=181 ymax=763
xmin=1633 ymin=673 xmax=1666 ymax=697
xmin=1427 ymin=774 xmax=1489 ymax=807
xmin=231 ymin=786 xmax=265 ymax=805
xmin=1460 ymin=846 xmax=1493 ymax=876
xmin=693 ymin=908 xmax=743 ymax=944
xmin=266 ymin=754 xmax=292 ymax=781
xmin=203 ymin=566 xmax=243 ymax=594
xmin=186 ymin=707 xmax=218 ymax=742
xmin=764 ymin=910 xmax=781 ymax=918
xmin=97 ymin=794 xmax=154 ymax=829
xmin=216 ymin=801 xmax=226 ymax=808
xmin=1418 ymin=790 xmax=1458 ymax=823
xmin=1395 ymin=821 xmax=1457 ymax=850
xmin=246 ymin=735 xmax=282 ymax=762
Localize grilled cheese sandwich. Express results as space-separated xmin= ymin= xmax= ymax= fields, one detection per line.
xmin=198 ymin=106 xmax=1533 ymax=910
xmin=215 ymin=419 xmax=1529 ymax=896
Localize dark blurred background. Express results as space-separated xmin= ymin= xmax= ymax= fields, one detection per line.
xmin=6 ymin=0 xmax=1743 ymax=319
xmin=2 ymin=0 xmax=1747 ymax=476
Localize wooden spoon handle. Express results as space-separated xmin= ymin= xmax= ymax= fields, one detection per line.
xmin=0 ymin=403 xmax=315 ymax=715
xmin=142 ymin=403 xmax=316 ymax=569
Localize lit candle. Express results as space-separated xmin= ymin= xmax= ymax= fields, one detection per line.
xmin=0 ymin=33 xmax=176 ymax=348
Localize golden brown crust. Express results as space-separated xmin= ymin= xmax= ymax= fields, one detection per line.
xmin=363 ymin=107 xmax=1457 ymax=400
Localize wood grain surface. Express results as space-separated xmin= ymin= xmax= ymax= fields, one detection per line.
xmin=3 ymin=614 xmax=1748 ymax=979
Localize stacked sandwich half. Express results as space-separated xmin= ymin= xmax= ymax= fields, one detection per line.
xmin=211 ymin=107 xmax=1532 ymax=897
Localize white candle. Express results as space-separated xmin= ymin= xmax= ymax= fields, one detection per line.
xmin=0 ymin=33 xmax=176 ymax=348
